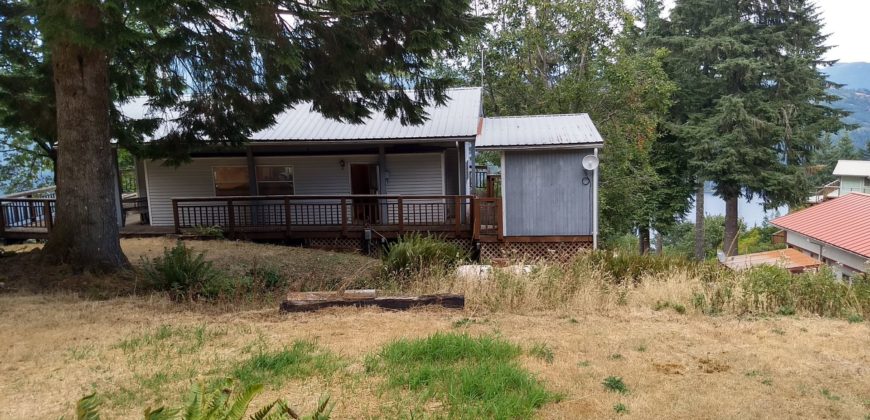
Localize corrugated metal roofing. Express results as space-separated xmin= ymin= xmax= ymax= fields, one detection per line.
xmin=476 ymin=114 xmax=604 ymax=149
xmin=721 ymin=248 xmax=821 ymax=272
xmin=771 ymin=193 xmax=870 ymax=258
xmin=832 ymin=160 xmax=870 ymax=177
xmin=119 ymin=87 xmax=482 ymax=142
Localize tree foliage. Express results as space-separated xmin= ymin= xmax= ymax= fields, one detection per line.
xmin=655 ymin=0 xmax=845 ymax=255
xmin=0 ymin=0 xmax=484 ymax=270
xmin=443 ymin=0 xmax=679 ymax=241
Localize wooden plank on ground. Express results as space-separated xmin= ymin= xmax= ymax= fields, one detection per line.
xmin=281 ymin=290 xmax=464 ymax=312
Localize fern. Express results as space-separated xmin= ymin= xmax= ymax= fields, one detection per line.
xmin=75 ymin=380 xmax=331 ymax=420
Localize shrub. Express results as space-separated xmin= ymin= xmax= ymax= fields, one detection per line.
xmin=142 ymin=242 xmax=222 ymax=300
xmin=383 ymin=234 xmax=468 ymax=275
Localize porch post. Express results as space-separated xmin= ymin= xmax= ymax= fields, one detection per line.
xmin=378 ymin=145 xmax=389 ymax=224
xmin=112 ymin=146 xmax=124 ymax=227
xmin=246 ymin=146 xmax=257 ymax=195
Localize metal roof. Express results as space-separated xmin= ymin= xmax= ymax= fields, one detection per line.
xmin=771 ymin=193 xmax=870 ymax=258
xmin=475 ymin=114 xmax=604 ymax=149
xmin=832 ymin=160 xmax=870 ymax=177
xmin=119 ymin=87 xmax=482 ymax=142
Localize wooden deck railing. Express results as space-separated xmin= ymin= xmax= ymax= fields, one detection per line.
xmin=472 ymin=197 xmax=503 ymax=240
xmin=171 ymin=195 xmax=479 ymax=237
xmin=0 ymin=198 xmax=56 ymax=237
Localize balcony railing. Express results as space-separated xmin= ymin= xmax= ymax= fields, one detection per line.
xmin=171 ymin=195 xmax=481 ymax=237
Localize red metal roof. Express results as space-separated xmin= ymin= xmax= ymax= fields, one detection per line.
xmin=771 ymin=193 xmax=870 ymax=258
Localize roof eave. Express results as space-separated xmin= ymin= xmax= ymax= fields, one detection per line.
xmin=772 ymin=226 xmax=870 ymax=259
xmin=475 ymin=142 xmax=604 ymax=151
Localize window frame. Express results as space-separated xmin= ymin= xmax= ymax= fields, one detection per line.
xmin=212 ymin=165 xmax=251 ymax=197
xmin=255 ymin=165 xmax=295 ymax=196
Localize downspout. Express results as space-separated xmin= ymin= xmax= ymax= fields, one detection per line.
xmin=593 ymin=148 xmax=599 ymax=250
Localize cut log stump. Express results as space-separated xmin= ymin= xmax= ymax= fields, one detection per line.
xmin=281 ymin=289 xmax=464 ymax=312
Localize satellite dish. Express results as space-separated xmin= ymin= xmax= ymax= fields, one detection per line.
xmin=582 ymin=155 xmax=599 ymax=171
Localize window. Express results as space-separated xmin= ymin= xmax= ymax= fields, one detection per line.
xmin=256 ymin=166 xmax=294 ymax=195
xmin=213 ymin=167 xmax=250 ymax=196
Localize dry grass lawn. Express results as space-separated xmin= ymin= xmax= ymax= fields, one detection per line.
xmin=0 ymin=239 xmax=868 ymax=419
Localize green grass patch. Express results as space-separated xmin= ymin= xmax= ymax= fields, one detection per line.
xmin=114 ymin=324 xmax=227 ymax=358
xmin=367 ymin=332 xmax=558 ymax=418
xmin=231 ymin=340 xmax=342 ymax=387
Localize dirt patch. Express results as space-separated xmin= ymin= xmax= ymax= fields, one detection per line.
xmin=698 ymin=357 xmax=731 ymax=373
xmin=653 ymin=362 xmax=685 ymax=375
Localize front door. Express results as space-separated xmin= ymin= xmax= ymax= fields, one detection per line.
xmin=350 ymin=164 xmax=380 ymax=224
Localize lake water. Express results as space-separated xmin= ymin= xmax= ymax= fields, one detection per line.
xmin=686 ymin=190 xmax=789 ymax=227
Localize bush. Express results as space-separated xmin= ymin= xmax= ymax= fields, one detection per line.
xmin=142 ymin=242 xmax=222 ymax=300
xmin=585 ymin=251 xmax=695 ymax=284
xmin=383 ymin=234 xmax=468 ymax=275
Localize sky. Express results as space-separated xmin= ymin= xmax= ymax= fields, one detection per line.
xmin=628 ymin=0 xmax=870 ymax=63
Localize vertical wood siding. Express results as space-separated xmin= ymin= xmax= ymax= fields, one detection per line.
xmin=502 ymin=149 xmax=594 ymax=236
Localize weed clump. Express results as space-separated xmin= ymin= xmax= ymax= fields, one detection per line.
xmin=383 ymin=234 xmax=468 ymax=276
xmin=603 ymin=376 xmax=629 ymax=394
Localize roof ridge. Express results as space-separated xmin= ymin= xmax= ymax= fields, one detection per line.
xmin=484 ymin=113 xmax=591 ymax=119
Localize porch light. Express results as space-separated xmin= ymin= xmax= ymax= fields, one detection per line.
xmin=339 ymin=159 xmax=346 ymax=169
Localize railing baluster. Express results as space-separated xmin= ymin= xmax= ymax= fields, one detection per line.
xmin=397 ymin=197 xmax=404 ymax=234
xmin=227 ymin=200 xmax=235 ymax=235
xmin=0 ymin=200 xmax=6 ymax=237
xmin=44 ymin=201 xmax=53 ymax=232
xmin=284 ymin=197 xmax=291 ymax=235
xmin=172 ymin=199 xmax=180 ymax=233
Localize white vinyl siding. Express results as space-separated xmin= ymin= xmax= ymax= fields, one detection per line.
xmin=144 ymin=153 xmax=444 ymax=227
xmin=384 ymin=153 xmax=445 ymax=224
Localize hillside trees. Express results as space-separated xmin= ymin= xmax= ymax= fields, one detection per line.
xmin=0 ymin=0 xmax=484 ymax=271
xmin=445 ymin=0 xmax=681 ymax=244
xmin=661 ymin=0 xmax=844 ymax=256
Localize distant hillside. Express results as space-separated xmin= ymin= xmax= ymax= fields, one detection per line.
xmin=824 ymin=62 xmax=870 ymax=151
xmin=823 ymin=62 xmax=870 ymax=90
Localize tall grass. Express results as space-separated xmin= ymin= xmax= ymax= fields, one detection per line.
xmin=382 ymin=234 xmax=468 ymax=276
xmin=405 ymin=251 xmax=869 ymax=319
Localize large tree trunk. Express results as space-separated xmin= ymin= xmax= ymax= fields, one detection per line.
xmin=723 ymin=195 xmax=739 ymax=257
xmin=639 ymin=226 xmax=650 ymax=255
xmin=41 ymin=2 xmax=128 ymax=271
xmin=693 ymin=184 xmax=705 ymax=260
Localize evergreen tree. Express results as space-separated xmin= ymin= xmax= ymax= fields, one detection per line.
xmin=445 ymin=0 xmax=677 ymax=244
xmin=664 ymin=0 xmax=844 ymax=256
xmin=0 ymin=0 xmax=484 ymax=271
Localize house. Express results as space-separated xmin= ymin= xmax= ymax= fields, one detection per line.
xmin=0 ymin=87 xmax=604 ymax=260
xmin=832 ymin=160 xmax=870 ymax=195
xmin=810 ymin=159 xmax=870 ymax=203
xmin=771 ymin=193 xmax=870 ymax=280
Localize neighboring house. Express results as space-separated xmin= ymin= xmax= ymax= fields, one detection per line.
xmin=771 ymin=193 xmax=870 ymax=280
xmin=833 ymin=160 xmax=870 ymax=195
xmin=810 ymin=159 xmax=870 ymax=203
xmin=0 ymin=87 xmax=604 ymax=260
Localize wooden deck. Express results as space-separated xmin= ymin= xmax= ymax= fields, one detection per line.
xmin=1 ymin=195 xmax=504 ymax=242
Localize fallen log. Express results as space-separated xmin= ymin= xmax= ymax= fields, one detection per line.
xmin=280 ymin=289 xmax=464 ymax=312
